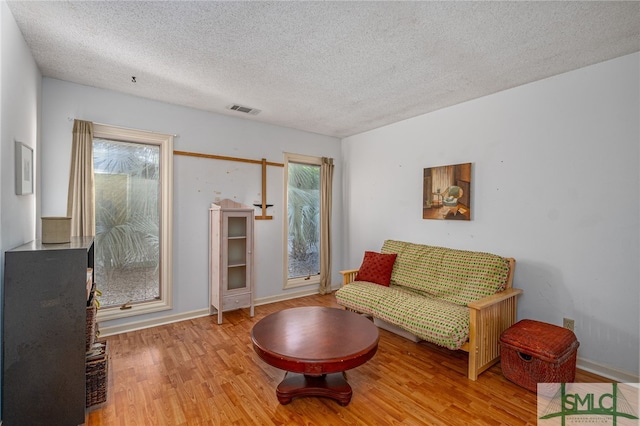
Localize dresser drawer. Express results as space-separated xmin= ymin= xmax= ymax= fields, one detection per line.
xmin=222 ymin=293 xmax=252 ymax=311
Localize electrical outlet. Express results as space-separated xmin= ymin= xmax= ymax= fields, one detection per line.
xmin=563 ymin=317 xmax=575 ymax=332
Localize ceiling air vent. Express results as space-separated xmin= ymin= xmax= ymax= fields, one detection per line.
xmin=227 ymin=104 xmax=261 ymax=115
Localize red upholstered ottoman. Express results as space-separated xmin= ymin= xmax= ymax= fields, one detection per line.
xmin=499 ymin=319 xmax=579 ymax=392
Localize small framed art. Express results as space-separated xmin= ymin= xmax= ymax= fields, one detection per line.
xmin=15 ymin=141 xmax=33 ymax=195
xmin=423 ymin=162 xmax=471 ymax=220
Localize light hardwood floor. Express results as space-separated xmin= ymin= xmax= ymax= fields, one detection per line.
xmin=86 ymin=293 xmax=609 ymax=426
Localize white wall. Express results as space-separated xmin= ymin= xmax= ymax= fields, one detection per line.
xmin=342 ymin=53 xmax=640 ymax=380
xmin=40 ymin=78 xmax=343 ymax=329
xmin=1 ymin=1 xmax=40 ymax=252
xmin=1 ymin=0 xmax=42 ymax=415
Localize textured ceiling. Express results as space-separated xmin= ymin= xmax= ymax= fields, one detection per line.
xmin=7 ymin=1 xmax=640 ymax=138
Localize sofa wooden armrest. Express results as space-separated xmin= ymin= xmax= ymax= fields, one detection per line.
xmin=468 ymin=287 xmax=523 ymax=310
xmin=464 ymin=286 xmax=523 ymax=380
xmin=339 ymin=269 xmax=359 ymax=286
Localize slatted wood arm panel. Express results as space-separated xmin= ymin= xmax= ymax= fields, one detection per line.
xmin=338 ymin=258 xmax=521 ymax=380
xmin=339 ymin=269 xmax=359 ymax=286
xmin=465 ymin=287 xmax=522 ymax=379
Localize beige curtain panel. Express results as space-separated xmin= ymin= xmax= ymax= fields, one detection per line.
xmin=67 ymin=119 xmax=95 ymax=237
xmin=319 ymin=157 xmax=334 ymax=295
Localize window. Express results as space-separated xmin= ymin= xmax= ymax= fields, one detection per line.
xmin=284 ymin=153 xmax=321 ymax=289
xmin=93 ymin=124 xmax=173 ymax=320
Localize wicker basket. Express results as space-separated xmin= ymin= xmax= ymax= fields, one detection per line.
xmin=86 ymin=340 xmax=108 ymax=407
xmin=86 ymin=304 xmax=97 ymax=351
xmin=500 ymin=319 xmax=579 ymax=392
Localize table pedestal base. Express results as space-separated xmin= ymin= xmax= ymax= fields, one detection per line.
xmin=276 ymin=372 xmax=352 ymax=406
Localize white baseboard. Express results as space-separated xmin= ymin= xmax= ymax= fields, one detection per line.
xmin=99 ymin=308 xmax=210 ymax=337
xmin=253 ymin=285 xmax=340 ymax=306
xmin=98 ymin=284 xmax=341 ymax=337
xmin=577 ymin=357 xmax=639 ymax=383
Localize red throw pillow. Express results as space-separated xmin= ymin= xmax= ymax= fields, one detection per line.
xmin=355 ymin=251 xmax=397 ymax=286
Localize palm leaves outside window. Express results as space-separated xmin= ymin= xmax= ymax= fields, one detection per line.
xmin=287 ymin=162 xmax=320 ymax=279
xmin=93 ymin=138 xmax=160 ymax=307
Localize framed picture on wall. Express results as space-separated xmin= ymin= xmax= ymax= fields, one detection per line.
xmin=15 ymin=141 xmax=34 ymax=195
xmin=423 ymin=162 xmax=471 ymax=220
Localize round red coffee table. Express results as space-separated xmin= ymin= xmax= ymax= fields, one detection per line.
xmin=251 ymin=306 xmax=379 ymax=405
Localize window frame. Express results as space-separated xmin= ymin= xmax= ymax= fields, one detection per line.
xmin=283 ymin=153 xmax=322 ymax=290
xmin=93 ymin=124 xmax=174 ymax=321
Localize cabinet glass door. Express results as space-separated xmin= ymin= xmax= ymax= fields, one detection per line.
xmin=228 ymin=216 xmax=247 ymax=238
xmin=226 ymin=216 xmax=248 ymax=291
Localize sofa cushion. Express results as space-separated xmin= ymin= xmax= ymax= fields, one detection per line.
xmin=355 ymin=251 xmax=397 ymax=286
xmin=381 ymin=240 xmax=510 ymax=306
xmin=335 ymin=282 xmax=470 ymax=350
